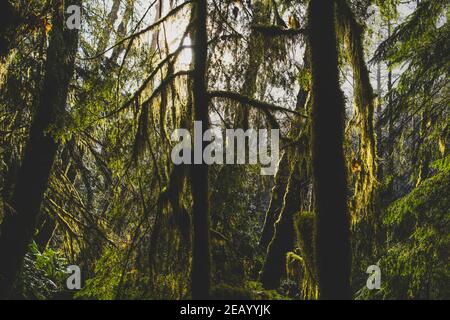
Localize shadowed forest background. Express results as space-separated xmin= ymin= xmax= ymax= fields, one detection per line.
xmin=0 ymin=0 xmax=448 ymax=300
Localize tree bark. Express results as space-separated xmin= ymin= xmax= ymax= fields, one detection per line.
xmin=308 ymin=0 xmax=351 ymax=299
xmin=190 ymin=0 xmax=211 ymax=300
xmin=0 ymin=0 xmax=80 ymax=298
xmin=34 ymin=215 xmax=57 ymax=251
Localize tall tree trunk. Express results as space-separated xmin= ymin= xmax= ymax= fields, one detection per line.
xmin=386 ymin=20 xmax=394 ymax=175
xmin=0 ymin=0 xmax=80 ymax=298
xmin=416 ymin=102 xmax=431 ymax=187
xmin=96 ymin=0 xmax=121 ymax=55
xmin=376 ymin=62 xmax=383 ymax=174
xmin=259 ymin=153 xmax=289 ymax=250
xmin=190 ymin=0 xmax=211 ymax=300
xmin=308 ymin=0 xmax=351 ymax=299
xmin=260 ymin=158 xmax=307 ymax=289
xmin=260 ymin=52 xmax=310 ymax=251
xmin=260 ymin=71 xmax=310 ymax=288
xmin=109 ymin=0 xmax=135 ymax=63
xmin=233 ymin=2 xmax=269 ymax=130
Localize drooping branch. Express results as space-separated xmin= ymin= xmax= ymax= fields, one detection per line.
xmin=209 ymin=91 xmax=308 ymax=118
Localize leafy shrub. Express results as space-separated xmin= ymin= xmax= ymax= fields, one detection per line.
xmin=357 ymin=156 xmax=450 ymax=299
xmin=18 ymin=242 xmax=68 ymax=299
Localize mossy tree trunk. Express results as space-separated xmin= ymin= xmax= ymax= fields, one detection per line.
xmin=260 ymin=158 xmax=308 ymax=289
xmin=260 ymin=49 xmax=310 ymax=253
xmin=0 ymin=0 xmax=80 ymax=298
xmin=336 ymin=0 xmax=380 ymax=277
xmin=260 ymin=81 xmax=310 ymax=289
xmin=308 ymin=0 xmax=352 ymax=300
xmin=259 ymin=153 xmax=290 ymax=251
xmin=260 ymin=49 xmax=310 ymax=286
xmin=336 ymin=0 xmax=378 ymax=225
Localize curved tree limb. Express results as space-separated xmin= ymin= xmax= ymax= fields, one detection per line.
xmin=209 ymin=90 xmax=308 ymax=118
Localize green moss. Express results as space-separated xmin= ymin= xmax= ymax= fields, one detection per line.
xmin=294 ymin=211 xmax=315 ymax=270
xmin=210 ymin=283 xmax=254 ymax=300
xmin=291 ymin=211 xmax=318 ymax=299
xmin=245 ymin=281 xmax=286 ymax=300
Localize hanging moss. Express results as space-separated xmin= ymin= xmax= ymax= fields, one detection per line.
xmin=336 ymin=0 xmax=379 ymax=225
xmin=295 ymin=211 xmax=315 ymax=275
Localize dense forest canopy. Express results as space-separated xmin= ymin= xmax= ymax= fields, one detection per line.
xmin=0 ymin=0 xmax=448 ymax=300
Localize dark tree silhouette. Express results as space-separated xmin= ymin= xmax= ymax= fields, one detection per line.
xmin=0 ymin=0 xmax=18 ymax=59
xmin=190 ymin=0 xmax=211 ymax=300
xmin=308 ymin=0 xmax=352 ymax=299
